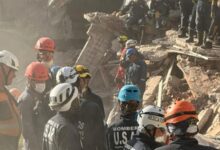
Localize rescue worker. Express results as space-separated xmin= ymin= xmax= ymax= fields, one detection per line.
xmin=186 ymin=0 xmax=198 ymax=43
xmin=18 ymin=62 xmax=51 ymax=150
xmin=117 ymin=0 xmax=149 ymax=38
xmin=74 ymin=64 xmax=106 ymax=150
xmin=35 ymin=37 xmax=55 ymax=68
xmin=149 ymin=0 xmax=170 ymax=29
xmin=106 ymin=84 xmax=141 ymax=150
xmin=34 ymin=37 xmax=56 ymax=90
xmin=42 ymin=83 xmax=81 ymax=150
xmin=178 ymin=0 xmax=194 ymax=38
xmin=195 ymin=0 xmax=211 ymax=46
xmin=115 ymin=35 xmax=128 ymax=90
xmin=0 ymin=50 xmax=21 ymax=150
xmin=125 ymin=105 xmax=166 ymax=150
xmin=203 ymin=0 xmax=220 ymax=48
xmin=120 ymin=48 xmax=147 ymax=97
xmin=74 ymin=65 xmax=105 ymax=120
xmin=155 ymin=100 xmax=217 ymax=150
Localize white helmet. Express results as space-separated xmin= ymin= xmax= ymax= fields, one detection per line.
xmin=125 ymin=39 xmax=137 ymax=48
xmin=137 ymin=105 xmax=165 ymax=133
xmin=49 ymin=83 xmax=79 ymax=112
xmin=0 ymin=50 xmax=19 ymax=70
xmin=56 ymin=66 xmax=79 ymax=84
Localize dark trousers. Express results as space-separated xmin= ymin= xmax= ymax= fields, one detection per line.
xmin=196 ymin=0 xmax=211 ymax=33
xmin=189 ymin=3 xmax=197 ymax=31
xmin=0 ymin=135 xmax=19 ymax=150
xmin=179 ymin=0 xmax=193 ymax=32
xmin=208 ymin=9 xmax=220 ymax=40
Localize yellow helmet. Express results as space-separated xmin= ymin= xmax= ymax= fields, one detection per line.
xmin=74 ymin=65 xmax=91 ymax=78
xmin=117 ymin=35 xmax=128 ymax=43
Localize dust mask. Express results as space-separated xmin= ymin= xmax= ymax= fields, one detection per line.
xmin=35 ymin=83 xmax=46 ymax=93
xmin=42 ymin=60 xmax=54 ymax=68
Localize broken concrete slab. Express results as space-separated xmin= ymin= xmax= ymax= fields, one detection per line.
xmin=198 ymin=108 xmax=213 ymax=131
xmin=142 ymin=76 xmax=162 ymax=107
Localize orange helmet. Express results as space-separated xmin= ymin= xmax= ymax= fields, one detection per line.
xmin=35 ymin=37 xmax=55 ymax=52
xmin=164 ymin=100 xmax=198 ymax=125
xmin=10 ymin=88 xmax=21 ymax=101
xmin=25 ymin=62 xmax=49 ymax=81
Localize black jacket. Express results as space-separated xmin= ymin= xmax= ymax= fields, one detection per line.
xmin=18 ymin=88 xmax=53 ymax=150
xmin=106 ymin=112 xmax=139 ymax=150
xmin=121 ymin=58 xmax=147 ymax=95
xmin=79 ymin=96 xmax=106 ymax=150
xmin=125 ymin=132 xmax=163 ymax=150
xmin=82 ymin=88 xmax=105 ymax=120
xmin=42 ymin=113 xmax=81 ymax=150
xmin=121 ymin=1 xmax=149 ymax=20
xmin=155 ymin=137 xmax=217 ymax=150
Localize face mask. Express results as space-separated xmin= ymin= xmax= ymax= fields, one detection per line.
xmin=35 ymin=83 xmax=46 ymax=93
xmin=42 ymin=59 xmax=54 ymax=68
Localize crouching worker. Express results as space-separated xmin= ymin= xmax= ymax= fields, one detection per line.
xmin=42 ymin=83 xmax=81 ymax=150
xmin=106 ymin=85 xmax=141 ymax=150
xmin=155 ymin=100 xmax=217 ymax=150
xmin=125 ymin=105 xmax=166 ymax=150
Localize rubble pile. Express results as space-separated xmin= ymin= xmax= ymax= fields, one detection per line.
xmin=76 ymin=12 xmax=220 ymax=147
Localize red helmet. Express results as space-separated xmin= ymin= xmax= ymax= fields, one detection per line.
xmin=164 ymin=100 xmax=198 ymax=125
xmin=35 ymin=37 xmax=55 ymax=52
xmin=25 ymin=62 xmax=49 ymax=81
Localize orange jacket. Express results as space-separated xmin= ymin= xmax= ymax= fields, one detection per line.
xmin=0 ymin=88 xmax=21 ymax=137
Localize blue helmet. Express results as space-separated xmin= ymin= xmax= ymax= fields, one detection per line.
xmin=118 ymin=84 xmax=141 ymax=102
xmin=126 ymin=48 xmax=137 ymax=58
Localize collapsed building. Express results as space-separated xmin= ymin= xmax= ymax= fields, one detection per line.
xmin=75 ymin=12 xmax=220 ymax=148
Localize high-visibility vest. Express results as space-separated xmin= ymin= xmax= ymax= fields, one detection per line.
xmin=0 ymin=89 xmax=21 ymax=137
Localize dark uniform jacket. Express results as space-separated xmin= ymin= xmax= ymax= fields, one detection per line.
xmin=155 ymin=137 xmax=217 ymax=150
xmin=122 ymin=58 xmax=147 ymax=96
xmin=18 ymin=88 xmax=52 ymax=150
xmin=79 ymin=95 xmax=106 ymax=150
xmin=42 ymin=113 xmax=81 ymax=150
xmin=124 ymin=132 xmax=163 ymax=150
xmin=82 ymin=88 xmax=105 ymax=120
xmin=121 ymin=0 xmax=149 ymax=25
xmin=106 ymin=112 xmax=139 ymax=150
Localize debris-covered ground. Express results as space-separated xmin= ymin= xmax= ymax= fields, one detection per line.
xmin=76 ymin=12 xmax=220 ymax=148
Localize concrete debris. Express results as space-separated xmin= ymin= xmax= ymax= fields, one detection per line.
xmin=198 ymin=108 xmax=213 ymax=131
xmin=78 ymin=12 xmax=220 ymax=140
xmin=142 ymin=76 xmax=162 ymax=107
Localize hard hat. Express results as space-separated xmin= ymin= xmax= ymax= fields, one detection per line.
xmin=56 ymin=66 xmax=79 ymax=84
xmin=138 ymin=105 xmax=165 ymax=132
xmin=35 ymin=37 xmax=55 ymax=52
xmin=117 ymin=35 xmax=128 ymax=43
xmin=125 ymin=39 xmax=137 ymax=48
xmin=126 ymin=48 xmax=137 ymax=58
xmin=49 ymin=83 xmax=79 ymax=112
xmin=0 ymin=50 xmax=19 ymax=70
xmin=25 ymin=62 xmax=49 ymax=81
xmin=118 ymin=84 xmax=141 ymax=102
xmin=164 ymin=100 xmax=198 ymax=125
xmin=74 ymin=65 xmax=91 ymax=78
xmin=10 ymin=88 xmax=21 ymax=100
